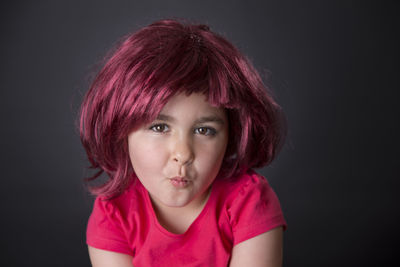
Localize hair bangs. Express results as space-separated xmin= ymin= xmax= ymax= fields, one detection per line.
xmin=123 ymin=39 xmax=212 ymax=132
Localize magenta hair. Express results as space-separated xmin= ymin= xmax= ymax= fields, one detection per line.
xmin=79 ymin=19 xmax=286 ymax=197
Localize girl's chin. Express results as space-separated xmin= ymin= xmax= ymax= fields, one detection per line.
xmin=150 ymin=193 xmax=194 ymax=209
xmin=160 ymin=189 xmax=210 ymax=210
xmin=160 ymin=197 xmax=193 ymax=208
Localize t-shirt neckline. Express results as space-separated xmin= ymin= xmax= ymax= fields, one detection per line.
xmin=139 ymin=179 xmax=217 ymax=238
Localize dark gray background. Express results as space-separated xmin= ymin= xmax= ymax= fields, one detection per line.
xmin=1 ymin=1 xmax=399 ymax=266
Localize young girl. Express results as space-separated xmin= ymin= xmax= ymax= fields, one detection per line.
xmin=80 ymin=19 xmax=287 ymax=267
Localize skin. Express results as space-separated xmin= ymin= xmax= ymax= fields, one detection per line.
xmin=229 ymin=227 xmax=283 ymax=267
xmin=88 ymin=93 xmax=283 ymax=267
xmin=127 ymin=93 xmax=229 ymax=233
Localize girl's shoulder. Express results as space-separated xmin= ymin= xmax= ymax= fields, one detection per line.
xmin=214 ymin=169 xmax=284 ymax=219
xmin=211 ymin=169 xmax=280 ymax=219
xmin=93 ymin=179 xmax=145 ymax=217
xmin=213 ymin=169 xmax=286 ymax=244
xmin=215 ymin=169 xmax=272 ymax=198
xmin=87 ymin=180 xmax=145 ymax=256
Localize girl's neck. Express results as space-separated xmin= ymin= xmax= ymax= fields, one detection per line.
xmin=149 ymin=187 xmax=212 ymax=234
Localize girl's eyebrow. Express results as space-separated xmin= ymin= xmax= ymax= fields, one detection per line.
xmin=156 ymin=114 xmax=225 ymax=125
xmin=195 ymin=116 xmax=225 ymax=125
xmin=156 ymin=114 xmax=175 ymax=122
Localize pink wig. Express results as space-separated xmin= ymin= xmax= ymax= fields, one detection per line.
xmin=79 ymin=19 xmax=286 ymax=197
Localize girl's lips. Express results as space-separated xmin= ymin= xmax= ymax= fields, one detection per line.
xmin=170 ymin=177 xmax=189 ymax=188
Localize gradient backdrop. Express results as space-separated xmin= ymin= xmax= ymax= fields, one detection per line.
xmin=1 ymin=1 xmax=399 ymax=266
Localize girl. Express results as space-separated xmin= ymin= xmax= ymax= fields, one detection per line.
xmin=80 ymin=19 xmax=287 ymax=267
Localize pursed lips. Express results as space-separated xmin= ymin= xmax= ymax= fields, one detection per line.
xmin=169 ymin=176 xmax=191 ymax=188
xmin=169 ymin=176 xmax=189 ymax=182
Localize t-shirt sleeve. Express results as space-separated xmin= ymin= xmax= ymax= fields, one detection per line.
xmin=86 ymin=196 xmax=133 ymax=256
xmin=228 ymin=172 xmax=287 ymax=245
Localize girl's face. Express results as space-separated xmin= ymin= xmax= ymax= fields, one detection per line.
xmin=127 ymin=93 xmax=228 ymax=210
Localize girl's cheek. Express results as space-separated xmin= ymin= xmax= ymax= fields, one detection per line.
xmin=196 ymin=140 xmax=226 ymax=161
xmin=129 ymin=136 xmax=166 ymax=164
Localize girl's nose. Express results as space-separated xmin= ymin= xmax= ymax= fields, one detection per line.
xmin=171 ymin=137 xmax=194 ymax=166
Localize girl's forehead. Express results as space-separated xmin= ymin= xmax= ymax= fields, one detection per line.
xmin=163 ymin=92 xmax=207 ymax=106
xmin=160 ymin=93 xmax=225 ymax=116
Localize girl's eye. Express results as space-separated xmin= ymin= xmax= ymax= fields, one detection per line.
xmin=149 ymin=124 xmax=169 ymax=133
xmin=195 ymin=127 xmax=216 ymax=136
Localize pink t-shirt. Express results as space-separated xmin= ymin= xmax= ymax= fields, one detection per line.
xmin=87 ymin=170 xmax=286 ymax=266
